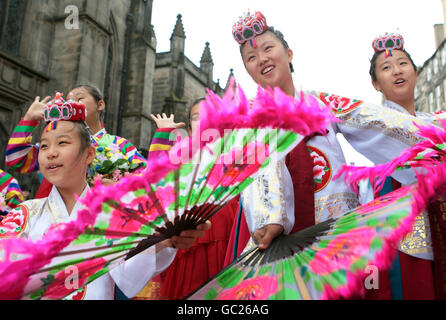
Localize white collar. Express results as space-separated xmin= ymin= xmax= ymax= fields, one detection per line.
xmin=48 ymin=184 xmax=89 ymax=220
xmin=384 ymin=100 xmax=410 ymax=114
xmin=93 ymin=128 xmax=107 ymax=139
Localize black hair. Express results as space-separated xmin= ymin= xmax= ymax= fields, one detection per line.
xmin=40 ymin=121 xmax=92 ymax=153
xmin=240 ymin=26 xmax=294 ymax=73
xmin=73 ymin=121 xmax=93 ymax=152
xmin=69 ymin=84 xmax=105 ymax=121
xmin=369 ymin=49 xmax=417 ymax=82
xmin=187 ymin=97 xmax=206 ymax=129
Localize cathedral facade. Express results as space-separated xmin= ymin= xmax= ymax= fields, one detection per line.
xmin=0 ymin=0 xmax=227 ymax=193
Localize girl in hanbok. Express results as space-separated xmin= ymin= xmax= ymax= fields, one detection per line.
xmin=5 ymin=84 xmax=146 ymax=198
xmin=363 ymin=33 xmax=441 ymax=300
xmin=0 ymin=99 xmax=210 ymax=300
xmin=228 ymin=11 xmax=439 ymax=299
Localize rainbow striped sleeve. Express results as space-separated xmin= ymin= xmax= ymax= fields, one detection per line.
xmin=148 ymin=128 xmax=176 ymax=160
xmin=5 ymin=119 xmax=40 ymax=173
xmin=0 ymin=170 xmax=24 ymax=212
xmin=115 ymin=136 xmax=147 ymax=168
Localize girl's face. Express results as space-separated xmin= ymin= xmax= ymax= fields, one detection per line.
xmin=372 ymin=50 xmax=418 ymax=104
xmin=67 ymin=87 xmax=104 ymax=126
xmin=39 ymin=121 xmax=95 ymax=189
xmin=241 ymin=31 xmax=294 ymax=94
xmin=189 ymin=103 xmax=200 ymax=136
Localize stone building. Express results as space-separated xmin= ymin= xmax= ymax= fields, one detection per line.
xmin=0 ymin=0 xmax=228 ymax=194
xmin=414 ymin=37 xmax=446 ymax=113
xmin=415 ymin=0 xmax=446 ymax=113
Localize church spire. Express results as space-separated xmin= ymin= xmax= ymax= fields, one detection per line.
xmin=200 ymin=42 xmax=213 ymax=64
xmin=170 ymin=14 xmax=185 ymax=40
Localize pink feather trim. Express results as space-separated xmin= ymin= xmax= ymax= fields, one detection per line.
xmin=321 ymin=163 xmax=446 ymax=299
xmin=334 ymin=120 xmax=446 ymax=194
xmin=0 ymin=82 xmax=334 ymax=299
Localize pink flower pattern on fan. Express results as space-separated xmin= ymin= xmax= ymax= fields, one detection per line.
xmin=108 ymin=186 xmax=175 ymax=237
xmin=355 ymin=186 xmax=410 ymax=215
xmin=42 ymin=258 xmax=107 ymax=299
xmin=208 ymin=142 xmax=269 ymax=187
xmin=309 ymin=227 xmax=375 ymax=275
xmin=217 ymin=275 xmax=278 ymax=300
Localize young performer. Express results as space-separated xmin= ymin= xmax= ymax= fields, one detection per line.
xmin=365 ymin=33 xmax=443 ymax=299
xmin=229 ymin=11 xmax=440 ymax=299
xmin=5 ymin=84 xmax=145 ymax=198
xmin=0 ymin=97 xmax=210 ymax=300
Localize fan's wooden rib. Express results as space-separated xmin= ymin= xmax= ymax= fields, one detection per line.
xmin=184 ymin=129 xmax=256 ymax=220
xmin=289 ymin=257 xmax=312 ymax=300
xmin=36 ymin=251 xmax=129 ymax=300
xmin=82 ymin=228 xmax=159 ymax=238
xmin=185 ymin=129 xmax=295 ymax=226
xmin=34 ymin=249 xmax=129 ymax=274
xmin=53 ymin=239 xmax=143 ymax=257
xmin=214 ymin=265 xmax=256 ymax=299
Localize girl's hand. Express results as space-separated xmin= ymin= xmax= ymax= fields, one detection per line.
xmin=253 ymin=224 xmax=284 ymax=250
xmin=150 ymin=113 xmax=185 ymax=129
xmin=160 ymin=220 xmax=212 ymax=250
xmin=23 ymin=96 xmax=52 ymax=122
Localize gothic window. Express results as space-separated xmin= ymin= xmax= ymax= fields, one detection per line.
xmin=433 ymin=58 xmax=438 ymax=75
xmin=442 ymin=47 xmax=446 ymax=66
xmin=429 ymin=92 xmax=434 ymax=112
xmin=443 ymin=78 xmax=446 ymax=102
xmin=427 ymin=64 xmax=431 ymax=82
xmin=436 ymin=85 xmax=442 ymax=111
xmin=0 ymin=0 xmax=28 ymax=56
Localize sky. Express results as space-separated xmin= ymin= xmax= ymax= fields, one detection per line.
xmin=151 ymin=0 xmax=445 ymax=165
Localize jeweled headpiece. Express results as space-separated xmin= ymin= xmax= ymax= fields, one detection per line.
xmin=232 ymin=10 xmax=268 ymax=47
xmin=44 ymin=92 xmax=87 ymax=123
xmin=372 ymin=32 xmax=404 ymax=58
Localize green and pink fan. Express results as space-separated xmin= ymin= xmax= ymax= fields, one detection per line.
xmin=0 ymin=85 xmax=333 ymax=300
xmin=187 ymin=120 xmax=446 ymax=300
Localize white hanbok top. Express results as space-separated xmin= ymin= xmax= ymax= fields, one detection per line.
xmin=241 ymin=91 xmax=437 ymax=260
xmin=0 ymin=185 xmax=176 ymax=299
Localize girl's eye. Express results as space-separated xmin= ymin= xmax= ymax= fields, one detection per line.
xmin=383 ymin=66 xmax=390 ymax=71
xmin=265 ymin=46 xmax=272 ymax=51
xmin=40 ymin=144 xmax=48 ymax=149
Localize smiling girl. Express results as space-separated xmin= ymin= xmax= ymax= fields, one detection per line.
xmin=5 ymin=84 xmax=146 ymax=198
xmin=365 ymin=33 xmax=439 ymax=300
xmin=0 ymin=98 xmax=210 ymax=300
xmin=229 ymin=12 xmax=439 ymax=300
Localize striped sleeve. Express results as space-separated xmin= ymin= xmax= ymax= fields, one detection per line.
xmin=5 ymin=118 xmax=40 ymax=173
xmin=115 ymin=136 xmax=147 ymax=168
xmin=0 ymin=170 xmax=24 ymax=213
xmin=148 ymin=128 xmax=176 ymax=160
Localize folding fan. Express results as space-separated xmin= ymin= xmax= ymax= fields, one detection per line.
xmin=187 ymin=163 xmax=446 ymax=300
xmin=335 ymin=119 xmax=446 ymax=194
xmin=0 ymin=85 xmax=334 ymax=300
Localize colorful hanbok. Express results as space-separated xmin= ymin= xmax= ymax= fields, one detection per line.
xmin=0 ymin=169 xmax=24 ymax=218
xmin=5 ymin=118 xmax=146 ymax=198
xmin=0 ymin=185 xmax=176 ymax=300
